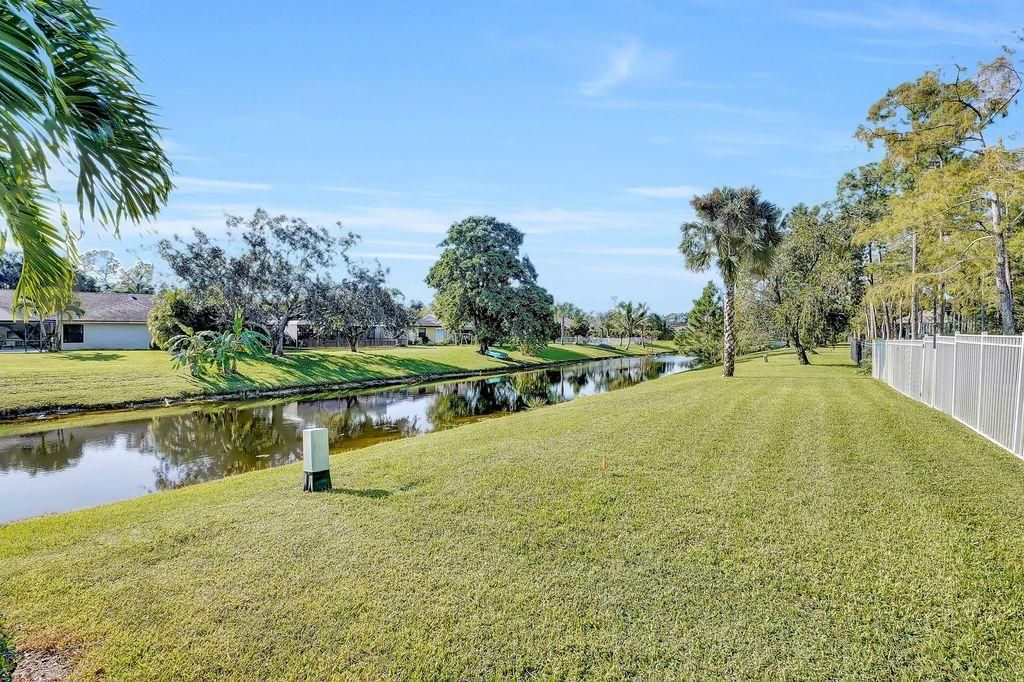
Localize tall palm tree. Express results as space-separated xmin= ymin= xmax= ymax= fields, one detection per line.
xmin=0 ymin=1 xmax=172 ymax=304
xmin=611 ymin=300 xmax=649 ymax=349
xmin=679 ymin=186 xmax=781 ymax=377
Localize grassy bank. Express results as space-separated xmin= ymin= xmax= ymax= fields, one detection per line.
xmin=0 ymin=342 xmax=670 ymax=418
xmin=3 ymin=348 xmax=1024 ymax=678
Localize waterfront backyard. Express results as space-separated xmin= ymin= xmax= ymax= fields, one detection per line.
xmin=3 ymin=348 xmax=1024 ymax=678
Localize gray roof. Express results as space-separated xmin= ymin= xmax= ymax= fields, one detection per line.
xmin=415 ymin=314 xmax=443 ymax=327
xmin=0 ymin=289 xmax=154 ymax=323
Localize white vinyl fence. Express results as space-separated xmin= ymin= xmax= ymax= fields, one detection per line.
xmin=557 ymin=336 xmax=650 ymax=347
xmin=873 ymin=334 xmax=1024 ymax=458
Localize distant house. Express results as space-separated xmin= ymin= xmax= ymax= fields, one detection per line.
xmin=410 ymin=314 xmax=472 ymax=344
xmin=0 ymin=289 xmax=154 ymax=351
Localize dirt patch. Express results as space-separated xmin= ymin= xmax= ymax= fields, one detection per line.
xmin=10 ymin=649 xmax=73 ymax=682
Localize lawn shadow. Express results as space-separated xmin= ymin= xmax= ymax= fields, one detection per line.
xmin=193 ymin=349 xmax=475 ymax=392
xmin=61 ymin=352 xmax=125 ymax=362
xmin=328 ymin=487 xmax=391 ymax=499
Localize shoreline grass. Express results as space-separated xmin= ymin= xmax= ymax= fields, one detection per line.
xmin=0 ymin=341 xmax=672 ymax=420
xmin=3 ymin=348 xmax=1024 ymax=677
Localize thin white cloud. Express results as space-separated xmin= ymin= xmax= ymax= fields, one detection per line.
xmin=580 ymin=41 xmax=641 ymax=97
xmin=174 ymin=177 xmax=271 ymax=193
xmin=627 ymin=185 xmax=703 ymax=199
xmin=321 ymin=185 xmax=406 ymax=197
xmin=799 ymin=6 xmax=1005 ymax=38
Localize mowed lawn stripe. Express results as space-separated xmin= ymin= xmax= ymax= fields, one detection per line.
xmin=2 ymin=348 xmax=1024 ymax=678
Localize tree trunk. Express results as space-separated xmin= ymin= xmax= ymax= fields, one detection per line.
xmin=993 ymin=199 xmax=1015 ymax=334
xmin=939 ymin=284 xmax=946 ymax=335
xmin=910 ymin=230 xmax=918 ymax=339
xmin=273 ymin=317 xmax=290 ymax=357
xmin=348 ymin=338 xmax=358 ymax=352
xmin=789 ymin=327 xmax=809 ymax=365
xmin=723 ymin=280 xmax=736 ymax=377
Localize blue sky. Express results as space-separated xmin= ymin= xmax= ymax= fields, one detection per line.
xmin=62 ymin=0 xmax=1021 ymax=312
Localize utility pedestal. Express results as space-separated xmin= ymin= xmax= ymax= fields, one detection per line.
xmin=302 ymin=428 xmax=332 ymax=492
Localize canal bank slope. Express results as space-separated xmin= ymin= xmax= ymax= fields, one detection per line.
xmin=3 ymin=348 xmax=1024 ymax=678
xmin=0 ymin=342 xmax=673 ymax=420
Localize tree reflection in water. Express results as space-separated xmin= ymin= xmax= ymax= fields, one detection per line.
xmin=0 ymin=354 xmax=692 ymax=519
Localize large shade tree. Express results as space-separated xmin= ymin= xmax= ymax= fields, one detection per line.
xmin=0 ymin=0 xmax=172 ymax=303
xmin=679 ymin=186 xmax=781 ymax=377
xmin=158 ymin=209 xmax=356 ymax=356
xmin=426 ymin=216 xmax=554 ymax=353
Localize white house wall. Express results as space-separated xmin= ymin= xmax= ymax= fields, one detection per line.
xmin=63 ymin=323 xmax=153 ymax=350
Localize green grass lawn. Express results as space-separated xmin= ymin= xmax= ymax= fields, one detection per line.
xmin=0 ymin=342 xmax=670 ymax=417
xmin=3 ymin=347 xmax=1024 ymax=678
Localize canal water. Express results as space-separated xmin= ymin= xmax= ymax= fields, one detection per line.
xmin=0 ymin=354 xmax=692 ymax=523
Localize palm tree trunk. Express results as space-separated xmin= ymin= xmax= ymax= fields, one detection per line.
xmin=723 ymin=280 xmax=736 ymax=377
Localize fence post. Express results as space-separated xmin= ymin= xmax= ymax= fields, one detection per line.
xmin=930 ymin=333 xmax=938 ymax=406
xmin=976 ymin=333 xmax=987 ymax=427
xmin=918 ymin=339 xmax=926 ymax=401
xmin=950 ymin=332 xmax=959 ymax=417
xmin=1013 ymin=337 xmax=1024 ymax=455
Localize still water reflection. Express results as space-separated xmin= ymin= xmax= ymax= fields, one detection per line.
xmin=0 ymin=354 xmax=691 ymax=522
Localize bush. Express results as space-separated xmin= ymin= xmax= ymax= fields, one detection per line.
xmin=148 ymin=288 xmax=221 ymax=350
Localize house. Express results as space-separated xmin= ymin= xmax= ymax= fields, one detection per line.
xmin=0 ymin=289 xmax=154 ymax=351
xmin=410 ymin=314 xmax=472 ymax=344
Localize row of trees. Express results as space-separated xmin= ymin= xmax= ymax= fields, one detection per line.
xmin=675 ymin=184 xmax=862 ymax=374
xmin=674 ymin=48 xmax=1024 ymax=375
xmin=153 ymin=209 xmax=416 ymax=356
xmin=851 ymin=51 xmax=1024 ymax=338
xmin=553 ymin=300 xmax=679 ymax=347
xmin=0 ymin=250 xmax=154 ymax=294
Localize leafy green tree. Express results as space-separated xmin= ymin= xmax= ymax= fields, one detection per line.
xmin=305 ymin=265 xmax=401 ymax=352
xmin=0 ymin=0 xmax=172 ymax=304
xmin=567 ymin=310 xmax=590 ymax=337
xmin=158 ymin=209 xmax=356 ymax=356
xmin=770 ymin=204 xmax=859 ymax=364
xmin=647 ymin=313 xmax=671 ymax=340
xmin=147 ymin=288 xmax=221 ymax=350
xmin=675 ymin=282 xmax=723 ymax=366
xmin=426 ymin=216 xmax=554 ymax=353
xmin=80 ymin=249 xmax=122 ymax=291
xmin=680 ymin=186 xmax=781 ymax=376
xmin=117 ymin=260 xmax=155 ymax=294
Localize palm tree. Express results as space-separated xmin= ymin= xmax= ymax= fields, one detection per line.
xmin=611 ymin=301 xmax=649 ymax=349
xmin=0 ymin=1 xmax=172 ymax=305
xmin=679 ymin=186 xmax=781 ymax=377
xmin=14 ymin=285 xmax=83 ymax=351
xmin=552 ymin=301 xmax=575 ymax=344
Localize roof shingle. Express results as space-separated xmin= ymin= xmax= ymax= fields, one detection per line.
xmin=0 ymin=289 xmax=154 ymax=323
